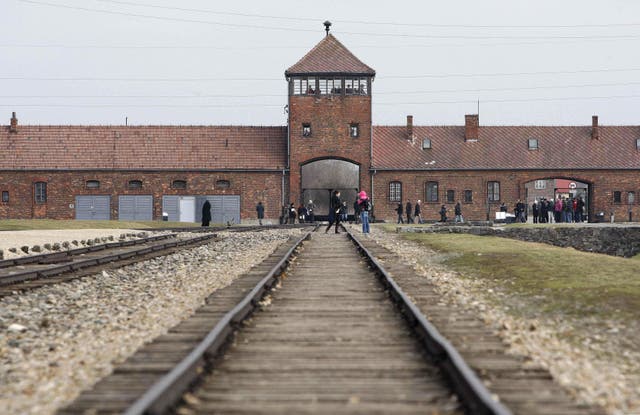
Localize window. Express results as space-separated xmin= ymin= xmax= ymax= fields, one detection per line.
xmin=128 ymin=180 xmax=143 ymax=189
xmin=426 ymin=181 xmax=438 ymax=202
xmin=528 ymin=138 xmax=539 ymax=150
xmin=318 ymin=78 xmax=342 ymax=95
xmin=534 ymin=180 xmax=546 ymax=190
xmin=628 ymin=191 xmax=635 ymax=204
xmin=487 ymin=181 xmax=500 ymax=203
xmin=292 ymin=77 xmax=316 ymax=95
xmin=613 ymin=191 xmax=621 ymax=203
xmin=216 ymin=179 xmax=231 ymax=189
xmin=636 ymin=138 xmax=640 ymax=150
xmin=345 ymin=78 xmax=368 ymax=95
xmin=464 ymin=190 xmax=473 ymax=203
xmin=1 ymin=191 xmax=8 ymax=203
xmin=422 ymin=138 xmax=431 ymax=149
xmin=86 ymin=180 xmax=100 ymax=189
xmin=34 ymin=182 xmax=47 ymax=203
xmin=349 ymin=123 xmax=359 ymax=138
xmin=447 ymin=189 xmax=455 ymax=203
xmin=302 ymin=124 xmax=311 ymax=137
xmin=389 ymin=181 xmax=402 ymax=202
xmin=172 ymin=180 xmax=187 ymax=189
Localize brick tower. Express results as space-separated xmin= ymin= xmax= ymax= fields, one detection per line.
xmin=285 ymin=26 xmax=376 ymax=215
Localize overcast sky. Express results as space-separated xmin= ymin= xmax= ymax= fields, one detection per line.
xmin=2 ymin=0 xmax=640 ymax=127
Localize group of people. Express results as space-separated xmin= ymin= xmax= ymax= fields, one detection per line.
xmin=533 ymin=196 xmax=586 ymax=223
xmin=395 ymin=201 xmax=464 ymax=224
xmin=504 ymin=196 xmax=586 ymax=223
xmin=278 ymin=201 xmax=317 ymax=225
xmin=325 ymin=190 xmax=371 ymax=234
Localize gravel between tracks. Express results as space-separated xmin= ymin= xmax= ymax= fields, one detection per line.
xmin=355 ymin=224 xmax=640 ymax=415
xmin=0 ymin=228 xmax=305 ymax=415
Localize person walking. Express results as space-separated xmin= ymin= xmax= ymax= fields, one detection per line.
xmin=325 ymin=190 xmax=342 ymax=233
xmin=358 ymin=190 xmax=371 ymax=233
xmin=201 ymin=200 xmax=211 ymax=227
xmin=306 ymin=200 xmax=315 ymax=223
xmin=439 ymin=204 xmax=448 ymax=222
xmin=256 ymin=201 xmax=264 ymax=225
xmin=532 ymin=200 xmax=539 ymax=224
xmin=297 ymin=203 xmax=307 ymax=223
xmin=353 ymin=198 xmax=361 ymax=224
xmin=405 ymin=201 xmax=413 ymax=223
xmin=288 ymin=202 xmax=297 ymax=224
xmin=454 ymin=202 xmax=463 ymax=223
xmin=396 ymin=203 xmax=404 ymax=224
xmin=414 ymin=200 xmax=422 ymax=224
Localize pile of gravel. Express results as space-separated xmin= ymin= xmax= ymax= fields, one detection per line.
xmin=0 ymin=228 xmax=304 ymax=415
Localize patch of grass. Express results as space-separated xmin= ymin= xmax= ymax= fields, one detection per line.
xmin=0 ymin=219 xmax=202 ymax=231
xmin=399 ymin=231 xmax=640 ymax=320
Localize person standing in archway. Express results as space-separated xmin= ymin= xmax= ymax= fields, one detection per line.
xmin=325 ymin=190 xmax=342 ymax=234
xmin=201 ymin=200 xmax=211 ymax=227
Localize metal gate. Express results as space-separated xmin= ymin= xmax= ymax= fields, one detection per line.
xmin=196 ymin=195 xmax=241 ymax=225
xmin=118 ymin=195 xmax=153 ymax=221
xmin=75 ymin=195 xmax=111 ymax=220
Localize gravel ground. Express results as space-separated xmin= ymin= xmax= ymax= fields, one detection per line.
xmin=0 ymin=229 xmax=149 ymax=259
xmin=0 ymin=228 xmax=304 ymax=415
xmin=354 ymin=224 xmax=640 ymax=415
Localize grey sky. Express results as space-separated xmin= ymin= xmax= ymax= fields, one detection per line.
xmin=2 ymin=0 xmax=639 ymax=127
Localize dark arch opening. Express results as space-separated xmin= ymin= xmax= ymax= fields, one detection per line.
xmin=301 ymin=158 xmax=360 ymax=220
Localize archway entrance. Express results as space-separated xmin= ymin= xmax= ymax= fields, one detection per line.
xmin=301 ymin=159 xmax=359 ymax=220
xmin=525 ymin=178 xmax=591 ymax=222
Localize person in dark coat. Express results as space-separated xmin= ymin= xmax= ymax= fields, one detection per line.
xmin=439 ymin=204 xmax=447 ymax=222
xmin=414 ymin=200 xmax=422 ymax=224
xmin=288 ymin=202 xmax=296 ymax=224
xmin=201 ymin=200 xmax=211 ymax=227
xmin=325 ymin=190 xmax=342 ymax=233
xmin=532 ymin=201 xmax=539 ymax=224
xmin=405 ymin=201 xmax=413 ymax=223
xmin=396 ymin=203 xmax=404 ymax=224
xmin=353 ymin=198 xmax=361 ymax=224
xmin=256 ymin=201 xmax=265 ymax=225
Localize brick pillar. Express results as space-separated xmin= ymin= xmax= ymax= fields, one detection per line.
xmin=591 ymin=115 xmax=599 ymax=139
xmin=9 ymin=112 xmax=17 ymax=133
xmin=465 ymin=114 xmax=478 ymax=141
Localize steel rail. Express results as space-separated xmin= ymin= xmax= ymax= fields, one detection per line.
xmin=346 ymin=228 xmax=512 ymax=415
xmin=123 ymin=229 xmax=313 ymax=415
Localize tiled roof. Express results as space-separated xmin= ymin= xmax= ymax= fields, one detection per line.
xmin=373 ymin=125 xmax=640 ymax=170
xmin=0 ymin=126 xmax=287 ymax=170
xmin=285 ymin=34 xmax=375 ymax=76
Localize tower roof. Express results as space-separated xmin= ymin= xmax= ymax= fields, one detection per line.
xmin=285 ymin=34 xmax=375 ymax=77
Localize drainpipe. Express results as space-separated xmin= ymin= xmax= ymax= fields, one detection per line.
xmin=281 ymin=169 xmax=286 ymax=208
xmin=371 ymin=169 xmax=377 ymax=221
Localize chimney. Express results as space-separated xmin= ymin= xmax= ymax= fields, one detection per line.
xmin=9 ymin=112 xmax=18 ymax=133
xmin=591 ymin=115 xmax=599 ymax=139
xmin=465 ymin=114 xmax=479 ymax=141
xmin=406 ymin=115 xmax=414 ymax=140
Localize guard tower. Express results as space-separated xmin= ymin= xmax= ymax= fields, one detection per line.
xmin=285 ymin=23 xmax=376 ymax=216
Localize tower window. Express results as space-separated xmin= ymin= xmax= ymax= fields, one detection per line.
xmin=349 ymin=124 xmax=359 ymax=138
xmin=302 ymin=124 xmax=312 ymax=137
xmin=345 ymin=78 xmax=368 ymax=95
xmin=613 ymin=191 xmax=622 ymax=203
xmin=2 ymin=191 xmax=8 ymax=203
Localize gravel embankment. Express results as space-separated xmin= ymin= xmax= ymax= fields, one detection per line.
xmin=356 ymin=224 xmax=640 ymax=415
xmin=0 ymin=228 xmax=304 ymax=415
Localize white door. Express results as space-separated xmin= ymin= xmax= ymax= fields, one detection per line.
xmin=179 ymin=197 xmax=196 ymax=222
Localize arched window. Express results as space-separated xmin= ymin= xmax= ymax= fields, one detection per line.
xmin=216 ymin=180 xmax=231 ymax=189
xmin=389 ymin=181 xmax=402 ymax=202
xmin=86 ymin=180 xmax=100 ymax=189
xmin=128 ymin=180 xmax=143 ymax=189
xmin=172 ymin=180 xmax=187 ymax=189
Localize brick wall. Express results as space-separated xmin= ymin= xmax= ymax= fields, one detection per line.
xmin=372 ymin=169 xmax=640 ymax=223
xmin=0 ymin=171 xmax=284 ymax=221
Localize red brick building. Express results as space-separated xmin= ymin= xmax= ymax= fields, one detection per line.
xmin=2 ymin=33 xmax=640 ymax=222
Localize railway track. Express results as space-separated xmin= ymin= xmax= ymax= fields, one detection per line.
xmin=0 ymin=225 xmax=313 ymax=297
xmin=58 ymin=226 xmax=605 ymax=415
